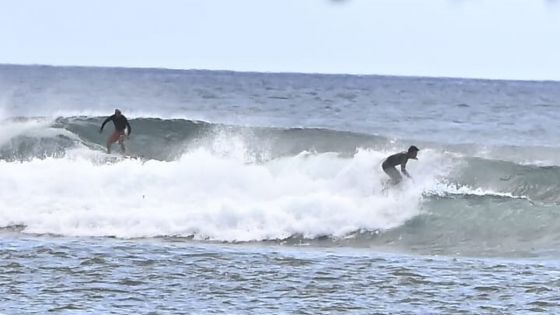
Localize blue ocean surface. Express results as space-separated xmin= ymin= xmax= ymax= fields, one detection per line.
xmin=1 ymin=64 xmax=560 ymax=313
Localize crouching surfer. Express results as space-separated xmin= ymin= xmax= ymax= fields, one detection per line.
xmin=381 ymin=145 xmax=419 ymax=185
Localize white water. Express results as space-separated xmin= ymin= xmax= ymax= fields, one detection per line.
xmin=0 ymin=145 xmax=450 ymax=241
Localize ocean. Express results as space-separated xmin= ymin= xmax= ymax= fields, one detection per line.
xmin=1 ymin=64 xmax=560 ymax=314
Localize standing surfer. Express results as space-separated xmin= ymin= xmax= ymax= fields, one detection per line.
xmin=99 ymin=109 xmax=132 ymax=154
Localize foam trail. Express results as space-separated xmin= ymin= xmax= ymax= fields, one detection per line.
xmin=0 ymin=148 xmax=444 ymax=241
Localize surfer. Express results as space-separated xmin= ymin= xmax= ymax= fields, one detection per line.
xmin=99 ymin=109 xmax=132 ymax=154
xmin=381 ymin=145 xmax=419 ymax=185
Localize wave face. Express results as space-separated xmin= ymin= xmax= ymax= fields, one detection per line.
xmin=2 ymin=65 xmax=560 ymax=258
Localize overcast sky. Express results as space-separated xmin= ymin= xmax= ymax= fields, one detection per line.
xmin=1 ymin=0 xmax=559 ymax=80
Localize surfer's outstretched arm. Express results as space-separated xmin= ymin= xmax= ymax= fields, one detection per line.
xmin=100 ymin=115 xmax=114 ymax=132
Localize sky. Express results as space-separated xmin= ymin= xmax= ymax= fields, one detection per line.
xmin=0 ymin=0 xmax=559 ymax=81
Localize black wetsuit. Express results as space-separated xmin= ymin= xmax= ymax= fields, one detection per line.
xmin=100 ymin=115 xmax=131 ymax=135
xmin=381 ymin=152 xmax=410 ymax=184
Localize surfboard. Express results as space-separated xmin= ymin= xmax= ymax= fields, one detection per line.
xmin=106 ymin=152 xmax=145 ymax=160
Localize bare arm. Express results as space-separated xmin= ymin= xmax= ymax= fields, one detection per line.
xmin=400 ymin=159 xmax=411 ymax=178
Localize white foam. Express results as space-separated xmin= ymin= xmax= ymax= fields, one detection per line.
xmin=427 ymin=181 xmax=527 ymax=200
xmin=0 ymin=147 xmax=449 ymax=241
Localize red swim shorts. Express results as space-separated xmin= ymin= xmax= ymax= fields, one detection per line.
xmin=108 ymin=130 xmax=125 ymax=144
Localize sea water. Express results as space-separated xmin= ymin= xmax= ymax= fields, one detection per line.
xmin=1 ymin=65 xmax=560 ymax=314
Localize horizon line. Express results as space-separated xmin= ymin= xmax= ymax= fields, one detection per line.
xmin=1 ymin=62 xmax=558 ymax=84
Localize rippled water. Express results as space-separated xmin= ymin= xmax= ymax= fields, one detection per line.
xmin=1 ymin=235 xmax=559 ymax=314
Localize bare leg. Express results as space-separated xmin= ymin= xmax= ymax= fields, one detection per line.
xmin=383 ymin=167 xmax=402 ymax=185
xmin=119 ymin=140 xmax=126 ymax=153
